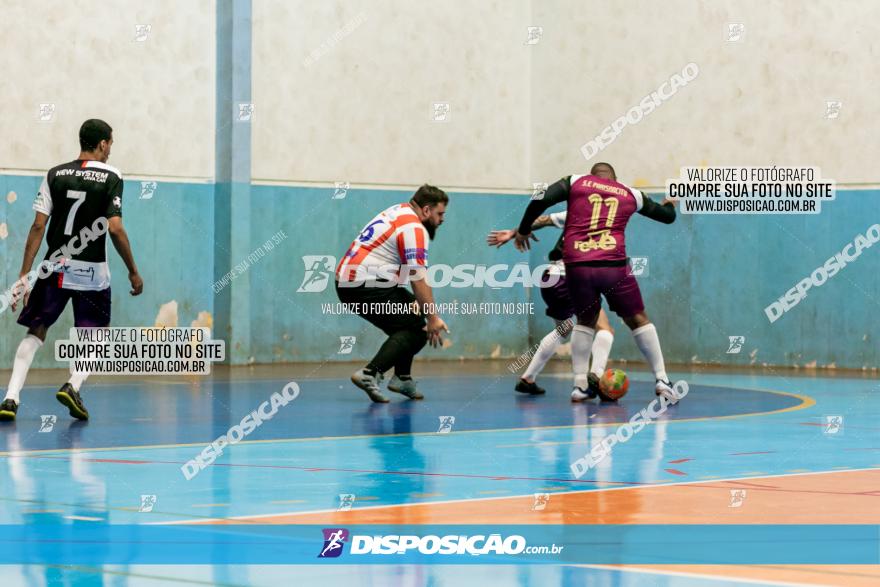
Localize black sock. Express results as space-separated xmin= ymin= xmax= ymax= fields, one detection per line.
xmin=398 ymin=375 xmax=412 ymax=381
xmin=364 ymin=365 xmax=379 ymax=376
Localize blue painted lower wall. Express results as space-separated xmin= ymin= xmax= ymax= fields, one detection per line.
xmin=1 ymin=175 xmax=877 ymax=370
xmin=0 ymin=175 xmax=215 ymax=369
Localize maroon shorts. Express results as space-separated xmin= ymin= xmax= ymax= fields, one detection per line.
xmin=17 ymin=276 xmax=111 ymax=329
xmin=565 ymin=264 xmax=645 ymax=324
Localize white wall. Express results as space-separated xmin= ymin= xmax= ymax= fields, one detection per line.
xmin=0 ymin=0 xmax=216 ymax=179
xmin=530 ymin=0 xmax=879 ymax=187
xmin=4 ymin=0 xmax=874 ymax=188
xmin=252 ymin=0 xmax=531 ymax=190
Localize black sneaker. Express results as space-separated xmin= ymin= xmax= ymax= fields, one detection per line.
xmin=0 ymin=398 xmax=18 ymax=422
xmin=587 ymin=373 xmax=601 ymax=399
xmin=56 ymin=383 xmax=89 ymax=420
xmin=515 ymin=379 xmax=546 ymax=395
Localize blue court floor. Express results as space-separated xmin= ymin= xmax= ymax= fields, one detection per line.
xmin=0 ymin=365 xmax=878 ymax=586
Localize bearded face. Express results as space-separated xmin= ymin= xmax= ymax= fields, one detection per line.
xmin=419 ymin=202 xmax=446 ymax=240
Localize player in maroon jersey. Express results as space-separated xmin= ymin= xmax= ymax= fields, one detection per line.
xmin=513 ymin=162 xmax=681 ymax=403
xmin=487 ymin=212 xmax=616 ymax=398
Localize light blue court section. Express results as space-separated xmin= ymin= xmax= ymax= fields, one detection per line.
xmin=0 ymin=372 xmax=875 ymax=526
xmin=0 ymin=563 xmax=783 ymax=587
xmin=0 ymin=370 xmax=876 ymax=585
xmin=0 ymin=373 xmax=799 ymax=450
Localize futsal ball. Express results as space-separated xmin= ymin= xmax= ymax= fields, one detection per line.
xmin=598 ymin=369 xmax=629 ymax=401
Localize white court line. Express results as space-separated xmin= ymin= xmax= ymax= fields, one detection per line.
xmin=148 ymin=466 xmax=880 ymax=525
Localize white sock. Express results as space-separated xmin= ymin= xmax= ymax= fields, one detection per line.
xmin=522 ymin=331 xmax=561 ymax=381
xmin=522 ymin=321 xmax=570 ymax=381
xmin=68 ymin=371 xmax=90 ymax=392
xmin=632 ymin=323 xmax=668 ymax=382
xmin=589 ymin=330 xmax=614 ymax=378
xmin=571 ymin=325 xmax=595 ymax=389
xmin=5 ymin=335 xmax=43 ymax=404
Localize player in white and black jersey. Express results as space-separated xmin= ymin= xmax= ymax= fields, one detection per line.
xmin=0 ymin=119 xmax=143 ymax=422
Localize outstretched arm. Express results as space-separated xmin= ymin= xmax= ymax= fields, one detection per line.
xmin=486 ymin=214 xmax=561 ymax=247
xmin=514 ymin=178 xmax=571 ymax=250
xmin=637 ymin=193 xmax=677 ymax=224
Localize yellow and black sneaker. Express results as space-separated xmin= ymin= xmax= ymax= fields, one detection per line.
xmin=0 ymin=398 xmax=18 ymax=422
xmin=56 ymin=383 xmax=89 ymax=421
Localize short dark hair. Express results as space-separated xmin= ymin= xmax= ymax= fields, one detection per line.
xmin=411 ymin=184 xmax=448 ymax=207
xmin=79 ymin=119 xmax=113 ymax=151
xmin=590 ymin=162 xmax=616 ymax=176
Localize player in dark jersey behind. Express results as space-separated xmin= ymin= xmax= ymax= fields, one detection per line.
xmin=514 ymin=162 xmax=682 ymax=403
xmin=0 ymin=119 xmax=143 ymax=422
xmin=487 ymin=212 xmax=616 ymax=398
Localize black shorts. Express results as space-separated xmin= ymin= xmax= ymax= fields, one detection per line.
xmin=539 ymin=271 xmax=575 ymax=321
xmin=17 ymin=276 xmax=111 ymax=329
xmin=335 ymin=282 xmax=426 ymax=335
